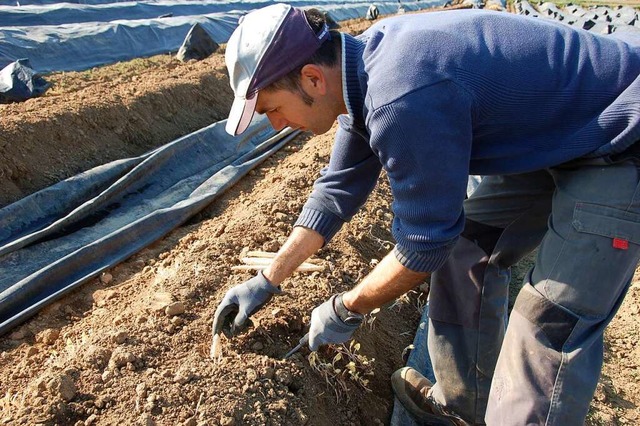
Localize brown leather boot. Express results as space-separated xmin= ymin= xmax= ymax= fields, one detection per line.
xmin=391 ymin=367 xmax=470 ymax=426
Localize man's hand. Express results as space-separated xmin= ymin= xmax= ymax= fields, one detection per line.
xmin=308 ymin=293 xmax=363 ymax=351
xmin=212 ymin=271 xmax=282 ymax=337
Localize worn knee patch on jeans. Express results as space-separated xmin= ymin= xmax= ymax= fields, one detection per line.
xmin=513 ymin=284 xmax=579 ymax=351
xmin=488 ymin=284 xmax=590 ymax=425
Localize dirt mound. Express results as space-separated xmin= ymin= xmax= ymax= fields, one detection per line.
xmin=0 ymin=55 xmax=233 ymax=208
xmin=0 ymin=10 xmax=639 ymax=426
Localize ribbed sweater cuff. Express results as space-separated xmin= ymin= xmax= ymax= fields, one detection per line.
xmin=294 ymin=207 xmax=344 ymax=245
xmin=393 ymin=244 xmax=451 ymax=273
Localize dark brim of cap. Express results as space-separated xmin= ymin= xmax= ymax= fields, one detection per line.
xmin=225 ymin=93 xmax=258 ymax=136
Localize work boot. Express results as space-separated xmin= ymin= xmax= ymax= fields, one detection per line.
xmin=391 ymin=367 xmax=470 ymax=426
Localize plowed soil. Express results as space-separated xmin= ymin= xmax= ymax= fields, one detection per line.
xmin=1 ymin=10 xmax=639 ymax=426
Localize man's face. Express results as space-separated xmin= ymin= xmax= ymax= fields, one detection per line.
xmin=255 ymin=87 xmax=336 ymax=135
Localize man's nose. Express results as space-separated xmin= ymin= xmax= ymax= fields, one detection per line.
xmin=266 ymin=112 xmax=288 ymax=131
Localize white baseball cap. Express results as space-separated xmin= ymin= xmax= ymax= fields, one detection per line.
xmin=225 ymin=4 xmax=330 ymax=136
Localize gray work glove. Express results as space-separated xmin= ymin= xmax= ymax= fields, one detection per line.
xmin=212 ymin=271 xmax=282 ymax=337
xmin=308 ymin=293 xmax=364 ymax=351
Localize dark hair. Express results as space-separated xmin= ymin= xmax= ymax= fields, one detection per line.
xmin=264 ymin=9 xmax=342 ymax=105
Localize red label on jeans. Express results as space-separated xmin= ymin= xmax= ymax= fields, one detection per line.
xmin=613 ymin=238 xmax=629 ymax=250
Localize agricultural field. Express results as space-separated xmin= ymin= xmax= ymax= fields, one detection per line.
xmin=1 ymin=6 xmax=640 ymax=426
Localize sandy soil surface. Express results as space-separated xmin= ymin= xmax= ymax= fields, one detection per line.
xmin=0 ymin=8 xmax=639 ymax=426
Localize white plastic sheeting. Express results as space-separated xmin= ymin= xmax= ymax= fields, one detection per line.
xmin=0 ymin=0 xmax=272 ymax=26
xmin=0 ymin=12 xmax=241 ymax=72
xmin=0 ymin=0 xmax=403 ymax=26
xmin=0 ymin=0 xmax=449 ymax=73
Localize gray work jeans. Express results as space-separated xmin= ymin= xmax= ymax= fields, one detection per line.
xmin=427 ymin=156 xmax=640 ymax=425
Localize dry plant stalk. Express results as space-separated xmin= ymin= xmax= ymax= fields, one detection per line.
xmin=0 ymin=390 xmax=26 ymax=417
xmin=308 ymin=341 xmax=375 ymax=402
xmin=402 ymin=344 xmax=415 ymax=362
xmin=365 ymin=307 xmax=381 ymax=331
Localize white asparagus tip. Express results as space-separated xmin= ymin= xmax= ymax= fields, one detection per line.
xmin=210 ymin=333 xmax=222 ymax=362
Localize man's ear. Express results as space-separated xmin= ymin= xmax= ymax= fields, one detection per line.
xmin=300 ymin=64 xmax=327 ymax=95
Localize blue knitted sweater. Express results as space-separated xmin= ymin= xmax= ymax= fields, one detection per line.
xmin=295 ymin=10 xmax=640 ymax=272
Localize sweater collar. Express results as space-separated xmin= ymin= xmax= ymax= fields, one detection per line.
xmin=340 ymin=33 xmax=366 ymax=126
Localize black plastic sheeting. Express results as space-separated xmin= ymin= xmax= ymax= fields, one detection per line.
xmin=0 ymin=1 xmax=447 ymax=73
xmin=515 ymin=1 xmax=640 ymax=37
xmin=0 ymin=116 xmax=298 ymax=336
xmin=0 ymin=58 xmax=49 ymax=102
xmin=176 ymin=23 xmax=219 ymax=62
